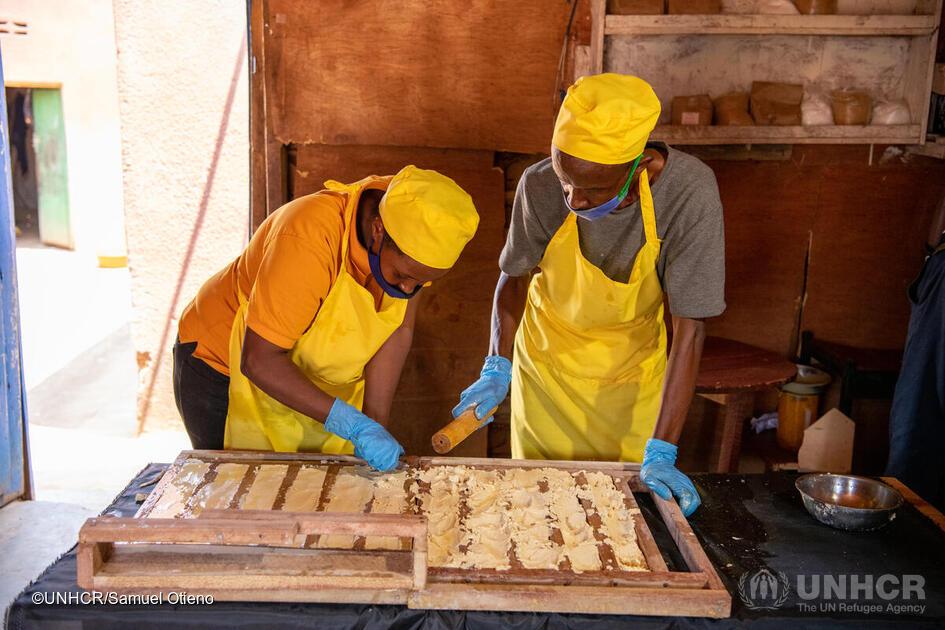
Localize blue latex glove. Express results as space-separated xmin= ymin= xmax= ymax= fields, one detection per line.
xmin=451 ymin=355 xmax=513 ymax=423
xmin=640 ymin=438 xmax=701 ymax=517
xmin=324 ymin=399 xmax=404 ymax=472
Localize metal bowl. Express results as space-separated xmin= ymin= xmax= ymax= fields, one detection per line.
xmin=795 ymin=474 xmax=904 ymax=532
xmin=782 ymin=364 xmax=832 ymax=395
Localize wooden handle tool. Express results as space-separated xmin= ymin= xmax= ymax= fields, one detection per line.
xmin=431 ymin=406 xmax=497 ymax=454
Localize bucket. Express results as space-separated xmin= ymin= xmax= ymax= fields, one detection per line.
xmin=777 ymin=365 xmax=831 ymax=451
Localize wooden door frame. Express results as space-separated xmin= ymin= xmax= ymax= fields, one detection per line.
xmin=248 ymin=0 xmax=285 ymax=234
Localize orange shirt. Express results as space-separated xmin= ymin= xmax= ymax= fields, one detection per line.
xmin=178 ymin=181 xmax=387 ymax=375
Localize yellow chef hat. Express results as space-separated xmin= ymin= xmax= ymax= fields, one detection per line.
xmin=552 ymin=73 xmax=661 ymax=165
xmin=379 ymin=165 xmax=479 ymax=270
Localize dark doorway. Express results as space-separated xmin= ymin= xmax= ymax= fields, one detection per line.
xmin=6 ymin=87 xmax=39 ymax=240
xmin=5 ymin=86 xmax=72 ymax=248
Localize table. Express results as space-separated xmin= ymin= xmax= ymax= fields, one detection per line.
xmin=8 ymin=464 xmax=945 ymax=629
xmin=696 ymin=337 xmax=797 ymax=473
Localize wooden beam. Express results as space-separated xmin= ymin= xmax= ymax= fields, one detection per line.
xmin=248 ymin=0 xmax=268 ymax=230
xmin=605 ymin=14 xmax=938 ymax=36
xmin=589 ymin=0 xmax=606 ymax=75
xmin=652 ymin=495 xmax=727 ymax=593
xmin=249 ymin=0 xmax=286 ymax=231
xmin=618 ymin=475 xmax=670 ymax=572
xmin=882 ymin=477 xmax=945 ymax=534
xmin=409 ymin=583 xmax=731 ymax=618
xmin=651 ymin=124 xmax=922 ymax=146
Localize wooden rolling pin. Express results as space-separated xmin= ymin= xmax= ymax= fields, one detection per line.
xmin=431 ymin=406 xmax=497 ymax=454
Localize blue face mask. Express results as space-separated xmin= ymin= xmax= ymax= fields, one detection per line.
xmin=565 ymin=154 xmax=642 ymax=222
xmin=368 ymin=237 xmax=422 ymax=300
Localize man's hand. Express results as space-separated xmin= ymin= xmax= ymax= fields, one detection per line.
xmin=452 ymin=356 xmax=513 ymax=423
xmin=324 ymin=399 xmax=403 ymax=472
xmin=640 ymin=438 xmax=701 ymax=517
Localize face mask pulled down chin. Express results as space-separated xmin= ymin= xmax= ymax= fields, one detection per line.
xmin=564 ymin=154 xmax=641 ymax=222
xmin=368 ymin=238 xmax=421 ymax=300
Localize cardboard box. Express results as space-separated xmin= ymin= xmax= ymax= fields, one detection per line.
xmin=672 ymin=94 xmax=714 ymax=125
xmin=608 ymin=0 xmax=665 ymax=13
xmin=668 ymin=0 xmax=722 ymax=13
xmin=798 ymin=409 xmax=854 ymax=473
xmin=831 ymin=89 xmax=872 ymax=125
xmin=750 ymin=81 xmax=803 ymax=125
xmin=714 ymin=92 xmax=754 ymax=126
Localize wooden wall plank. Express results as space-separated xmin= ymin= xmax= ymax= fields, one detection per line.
xmin=290 ymin=144 xmax=506 ymax=456
xmin=800 ymin=152 xmax=945 ymax=349
xmin=704 ymin=145 xmax=945 ymax=355
xmin=249 ymin=0 xmax=267 ymax=231
xmin=249 ymin=0 xmax=288 ymax=229
xmin=289 ymin=145 xmax=496 ymax=197
xmin=265 ymin=0 xmax=573 ymax=153
xmin=705 ymin=158 xmax=814 ymax=356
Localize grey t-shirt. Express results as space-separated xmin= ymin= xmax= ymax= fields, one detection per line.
xmin=499 ymin=143 xmax=726 ymax=319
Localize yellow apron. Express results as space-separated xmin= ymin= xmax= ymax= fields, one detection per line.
xmin=510 ymin=170 xmax=667 ymax=462
xmin=223 ymin=176 xmax=408 ymax=453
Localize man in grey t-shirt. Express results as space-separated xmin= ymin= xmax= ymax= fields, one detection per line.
xmin=451 ymin=74 xmax=725 ymax=518
xmin=500 ymin=141 xmax=725 ymax=315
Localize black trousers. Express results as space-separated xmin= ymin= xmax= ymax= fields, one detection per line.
xmin=173 ymin=338 xmax=229 ymax=449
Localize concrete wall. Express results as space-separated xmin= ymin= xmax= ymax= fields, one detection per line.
xmin=0 ymin=0 xmax=126 ymax=257
xmin=112 ymin=0 xmax=248 ymax=431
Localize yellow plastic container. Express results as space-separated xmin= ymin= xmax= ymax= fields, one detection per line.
xmin=777 ymin=391 xmax=820 ymax=451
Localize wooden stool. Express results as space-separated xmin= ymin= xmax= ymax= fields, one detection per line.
xmin=696 ymin=337 xmax=796 ymax=473
xmin=798 ymin=331 xmax=901 ymax=417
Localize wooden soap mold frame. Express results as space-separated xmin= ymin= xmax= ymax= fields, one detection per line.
xmin=78 ymin=450 xmax=731 ymax=618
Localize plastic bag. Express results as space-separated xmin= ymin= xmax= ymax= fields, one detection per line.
xmin=751 ymin=412 xmax=779 ymax=434
xmin=871 ymin=99 xmax=911 ymax=125
xmin=802 ymin=91 xmax=833 ymax=126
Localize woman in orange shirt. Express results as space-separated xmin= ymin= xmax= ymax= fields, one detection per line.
xmin=174 ymin=166 xmax=478 ymax=471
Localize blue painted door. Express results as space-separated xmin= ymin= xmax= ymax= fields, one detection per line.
xmin=0 ymin=49 xmax=31 ymax=506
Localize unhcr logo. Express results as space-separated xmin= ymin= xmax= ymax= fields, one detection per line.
xmin=738 ymin=568 xmax=790 ymax=610
xmin=737 ymin=570 xmax=928 ymax=615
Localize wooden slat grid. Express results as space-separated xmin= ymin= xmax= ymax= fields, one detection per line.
xmin=118 ymin=449 xmax=730 ymax=617
xmin=139 ymin=452 xmax=671 ymax=578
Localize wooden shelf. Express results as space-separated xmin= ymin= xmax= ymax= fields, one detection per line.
xmin=650 ymin=124 xmax=922 ymax=145
xmin=583 ymin=0 xmax=944 ymax=145
xmin=604 ymin=14 xmax=938 ymax=36
xmin=907 ymin=134 xmax=945 ymax=158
